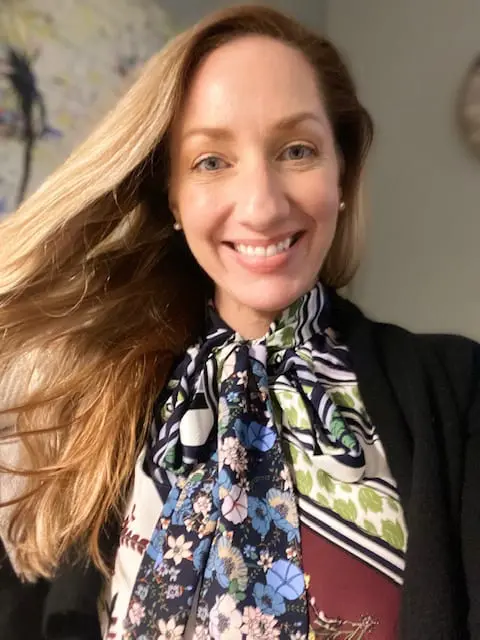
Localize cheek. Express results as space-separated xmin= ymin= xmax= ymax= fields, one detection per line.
xmin=175 ymin=184 xmax=226 ymax=252
xmin=176 ymin=186 xmax=213 ymax=230
xmin=296 ymin=175 xmax=340 ymax=226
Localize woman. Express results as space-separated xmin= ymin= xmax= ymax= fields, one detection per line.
xmin=0 ymin=5 xmax=478 ymax=640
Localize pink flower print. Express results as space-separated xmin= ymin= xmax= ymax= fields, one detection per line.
xmin=241 ymin=606 xmax=281 ymax=640
xmin=221 ymin=484 xmax=248 ymax=524
xmin=219 ymin=437 xmax=247 ymax=473
xmin=166 ymin=584 xmax=183 ymax=600
xmin=127 ymin=601 xmax=145 ymax=626
xmin=193 ymin=493 xmax=212 ymax=517
xmin=164 ymin=534 xmax=193 ymax=566
xmin=286 ymin=546 xmax=298 ymax=560
xmin=236 ymin=370 xmax=248 ymax=386
xmin=209 ymin=594 xmax=242 ymax=640
xmin=157 ymin=616 xmax=184 ymax=640
xmin=257 ymin=550 xmax=274 ymax=571
xmin=193 ymin=625 xmax=209 ymax=640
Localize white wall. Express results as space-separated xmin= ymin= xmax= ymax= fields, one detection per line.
xmin=158 ymin=0 xmax=326 ymax=31
xmin=326 ymin=1 xmax=480 ymax=340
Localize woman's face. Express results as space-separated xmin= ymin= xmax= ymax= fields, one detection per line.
xmin=169 ymin=35 xmax=341 ymax=337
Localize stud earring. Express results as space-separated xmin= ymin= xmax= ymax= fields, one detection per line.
xmin=173 ymin=221 xmax=182 ymax=231
xmin=339 ymin=201 xmax=346 ymax=212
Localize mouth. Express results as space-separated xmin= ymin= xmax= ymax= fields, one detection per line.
xmin=226 ymin=232 xmax=304 ymax=258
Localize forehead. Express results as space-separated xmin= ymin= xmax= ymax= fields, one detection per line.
xmin=174 ymin=35 xmax=328 ymax=132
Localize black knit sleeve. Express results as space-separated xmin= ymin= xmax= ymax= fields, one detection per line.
xmin=461 ymin=341 xmax=480 ymax=638
xmin=0 ymin=540 xmax=49 ymax=640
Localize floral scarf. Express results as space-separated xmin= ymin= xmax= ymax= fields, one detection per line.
xmin=123 ymin=283 xmax=367 ymax=639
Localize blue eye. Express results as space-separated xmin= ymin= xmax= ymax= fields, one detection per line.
xmin=193 ymin=156 xmax=227 ymax=171
xmin=281 ymin=144 xmax=316 ymax=161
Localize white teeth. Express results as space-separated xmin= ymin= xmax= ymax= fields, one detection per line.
xmin=234 ymin=236 xmax=293 ymax=257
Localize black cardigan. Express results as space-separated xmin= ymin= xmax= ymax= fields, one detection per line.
xmin=1 ymin=293 xmax=479 ymax=640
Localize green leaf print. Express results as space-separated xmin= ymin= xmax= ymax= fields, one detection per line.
xmin=296 ymin=470 xmax=313 ymax=496
xmin=288 ymin=443 xmax=299 ymax=464
xmin=286 ymin=299 xmax=301 ymax=320
xmin=333 ymin=499 xmax=358 ymax=523
xmin=381 ymin=519 xmax=405 ymax=550
xmin=387 ymin=496 xmax=400 ymax=512
xmin=165 ymin=448 xmax=177 ymax=465
xmin=332 ymin=390 xmax=355 ymax=408
xmin=358 ymin=487 xmax=383 ymax=513
xmin=363 ymin=519 xmax=378 ymax=536
xmin=284 ymin=405 xmax=299 ymax=427
xmin=339 ymin=482 xmax=352 ymax=493
xmin=341 ymin=433 xmax=357 ymax=450
xmin=281 ymin=326 xmax=295 ymax=344
xmin=301 ymin=451 xmax=311 ymax=466
xmin=188 ymin=472 xmax=204 ymax=485
xmin=330 ymin=414 xmax=347 ymax=440
xmin=316 ymin=493 xmax=330 ymax=508
xmin=299 ymin=353 xmax=313 ymax=368
xmin=228 ymin=579 xmax=239 ymax=594
xmin=317 ymin=470 xmax=334 ymax=493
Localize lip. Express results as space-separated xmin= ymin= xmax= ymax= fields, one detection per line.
xmin=224 ymin=231 xmax=305 ymax=274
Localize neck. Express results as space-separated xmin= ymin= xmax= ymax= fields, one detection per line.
xmin=214 ymin=293 xmax=276 ymax=340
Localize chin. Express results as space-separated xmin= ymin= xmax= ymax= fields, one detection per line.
xmin=235 ymin=280 xmax=313 ymax=315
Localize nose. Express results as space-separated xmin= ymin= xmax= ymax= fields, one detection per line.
xmin=234 ymin=161 xmax=290 ymax=231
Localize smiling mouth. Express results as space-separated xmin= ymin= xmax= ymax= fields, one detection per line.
xmin=227 ymin=232 xmax=303 ymax=258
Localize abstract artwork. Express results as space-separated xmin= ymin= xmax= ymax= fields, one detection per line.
xmin=0 ymin=0 xmax=176 ymax=215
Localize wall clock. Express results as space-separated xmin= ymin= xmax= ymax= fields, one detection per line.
xmin=458 ymin=55 xmax=480 ymax=160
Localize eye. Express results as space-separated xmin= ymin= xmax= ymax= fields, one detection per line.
xmin=279 ymin=143 xmax=316 ymax=161
xmin=192 ymin=155 xmax=228 ymax=172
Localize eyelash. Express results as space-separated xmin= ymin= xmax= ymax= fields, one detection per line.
xmin=192 ymin=156 xmax=228 ymax=172
xmin=279 ymin=142 xmax=317 ymax=161
xmin=191 ymin=142 xmax=318 ymax=172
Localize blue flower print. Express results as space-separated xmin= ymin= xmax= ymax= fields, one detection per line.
xmin=162 ymin=486 xmax=180 ymax=518
xmin=204 ymin=541 xmax=218 ymax=580
xmin=135 ymin=583 xmax=149 ymax=601
xmin=248 ymin=496 xmax=272 ymax=537
xmin=193 ymin=538 xmax=211 ymax=572
xmin=267 ymin=488 xmax=300 ymax=542
xmin=213 ymin=537 xmax=248 ymax=591
xmin=266 ymin=559 xmax=305 ymax=600
xmin=212 ymin=468 xmax=232 ymax=508
xmin=218 ymin=467 xmax=233 ymax=490
xmin=235 ymin=419 xmax=276 ymax=452
xmin=243 ymin=544 xmax=257 ymax=560
xmin=146 ymin=528 xmax=166 ymax=566
xmin=253 ymin=582 xmax=286 ymax=616
xmin=252 ymin=361 xmax=268 ymax=388
xmin=171 ymin=497 xmax=193 ymax=526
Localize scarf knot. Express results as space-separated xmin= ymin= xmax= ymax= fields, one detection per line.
xmin=149 ymin=284 xmax=365 ymax=486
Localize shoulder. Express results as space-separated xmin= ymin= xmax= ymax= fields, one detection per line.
xmin=371 ymin=321 xmax=478 ymax=387
xmin=330 ymin=291 xmax=479 ymax=411
xmin=331 ymin=289 xmax=478 ymax=369
xmin=374 ymin=320 xmax=478 ymax=365
xmin=370 ymin=323 xmax=480 ymax=429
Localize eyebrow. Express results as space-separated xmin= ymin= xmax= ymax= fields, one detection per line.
xmin=181 ymin=112 xmax=325 ymax=142
xmin=273 ymin=112 xmax=326 ymax=132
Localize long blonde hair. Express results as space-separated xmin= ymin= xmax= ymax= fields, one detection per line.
xmin=0 ymin=5 xmax=373 ymax=580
